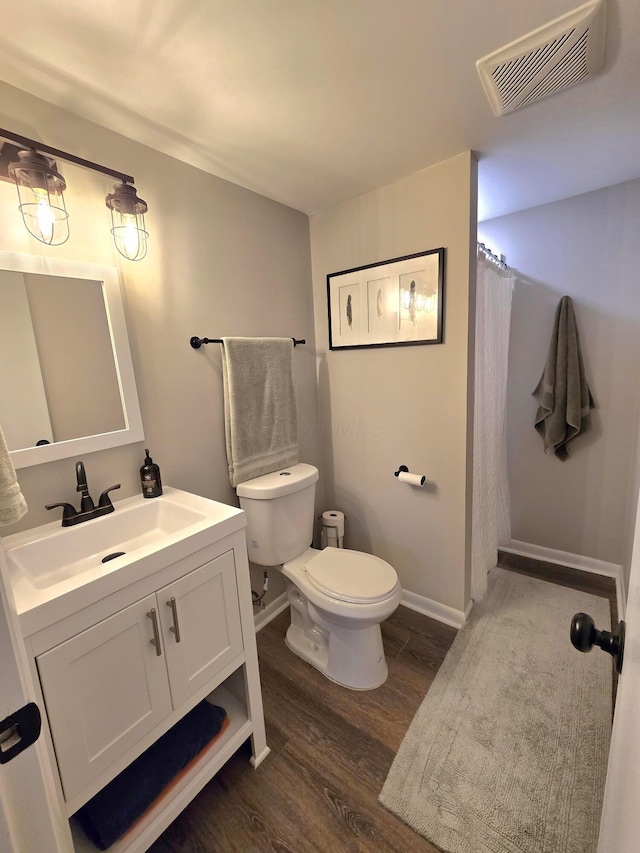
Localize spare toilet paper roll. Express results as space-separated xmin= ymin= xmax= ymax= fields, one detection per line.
xmin=322 ymin=510 xmax=345 ymax=538
xmin=397 ymin=471 xmax=426 ymax=487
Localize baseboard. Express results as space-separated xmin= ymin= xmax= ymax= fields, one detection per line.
xmin=253 ymin=592 xmax=290 ymax=632
xmin=401 ymin=590 xmax=470 ymax=629
xmin=503 ymin=539 xmax=627 ymax=619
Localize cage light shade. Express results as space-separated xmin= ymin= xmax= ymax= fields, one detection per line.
xmin=8 ymin=149 xmax=69 ymax=246
xmin=105 ymin=182 xmax=149 ymax=261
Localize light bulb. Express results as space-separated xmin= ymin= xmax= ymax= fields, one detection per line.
xmin=122 ymin=215 xmax=141 ymax=257
xmin=34 ymin=188 xmax=55 ymax=243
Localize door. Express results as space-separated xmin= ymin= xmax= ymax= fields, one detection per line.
xmin=0 ymin=544 xmax=67 ymax=853
xmin=37 ymin=593 xmax=173 ymax=805
xmin=598 ymin=490 xmax=640 ymax=851
xmin=159 ymin=550 xmax=243 ymax=708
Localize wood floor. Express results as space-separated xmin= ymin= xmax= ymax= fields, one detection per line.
xmin=149 ymin=557 xmax=617 ymax=853
xmin=496 ymin=550 xmax=618 ymax=625
xmin=149 ymin=604 xmax=456 ymax=852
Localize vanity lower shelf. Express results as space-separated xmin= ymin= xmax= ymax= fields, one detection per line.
xmin=70 ymin=685 xmax=253 ymax=853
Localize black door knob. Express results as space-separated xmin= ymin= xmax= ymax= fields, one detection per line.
xmin=570 ymin=612 xmax=625 ymax=674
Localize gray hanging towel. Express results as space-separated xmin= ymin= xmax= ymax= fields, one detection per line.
xmin=533 ymin=295 xmax=594 ymax=460
xmin=221 ymin=337 xmax=299 ymax=486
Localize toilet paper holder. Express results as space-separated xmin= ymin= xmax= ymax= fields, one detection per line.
xmin=394 ymin=465 xmax=426 ymax=487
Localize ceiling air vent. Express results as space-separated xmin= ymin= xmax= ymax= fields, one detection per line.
xmin=476 ymin=0 xmax=606 ymax=117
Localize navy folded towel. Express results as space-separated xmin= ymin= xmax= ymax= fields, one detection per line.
xmin=75 ymin=701 xmax=227 ymax=850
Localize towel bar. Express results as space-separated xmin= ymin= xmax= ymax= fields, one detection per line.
xmin=190 ymin=336 xmax=305 ymax=349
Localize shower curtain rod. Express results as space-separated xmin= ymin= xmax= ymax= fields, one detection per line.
xmin=477 ymin=242 xmax=508 ymax=270
xmin=190 ymin=336 xmax=306 ymax=349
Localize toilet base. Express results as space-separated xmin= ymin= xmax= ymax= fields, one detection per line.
xmin=284 ymin=584 xmax=389 ymax=690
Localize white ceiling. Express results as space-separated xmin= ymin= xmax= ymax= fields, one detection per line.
xmin=0 ymin=0 xmax=638 ymax=221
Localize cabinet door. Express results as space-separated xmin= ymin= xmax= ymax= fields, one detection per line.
xmin=36 ymin=594 xmax=173 ymax=804
xmin=158 ymin=550 xmax=244 ymax=707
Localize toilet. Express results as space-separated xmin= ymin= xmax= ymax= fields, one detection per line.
xmin=237 ymin=463 xmax=401 ymax=690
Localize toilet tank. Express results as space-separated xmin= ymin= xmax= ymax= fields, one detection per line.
xmin=236 ymin=463 xmax=319 ymax=566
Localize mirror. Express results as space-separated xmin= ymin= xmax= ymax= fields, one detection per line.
xmin=0 ymin=252 xmax=144 ymax=468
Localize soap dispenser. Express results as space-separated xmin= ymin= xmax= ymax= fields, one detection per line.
xmin=140 ymin=449 xmax=162 ymax=498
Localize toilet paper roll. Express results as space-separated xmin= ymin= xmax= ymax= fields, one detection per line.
xmin=397 ymin=471 xmax=426 ymax=487
xmin=322 ymin=510 xmax=345 ymax=539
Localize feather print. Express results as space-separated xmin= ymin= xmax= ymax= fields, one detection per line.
xmin=408 ymin=280 xmax=417 ymax=324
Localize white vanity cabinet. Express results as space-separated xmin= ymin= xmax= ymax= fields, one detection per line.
xmin=5 ymin=504 xmax=270 ymax=853
xmin=38 ymin=592 xmax=174 ymax=805
xmin=154 ymin=551 xmax=243 ymax=707
xmin=36 ymin=551 xmax=244 ymax=805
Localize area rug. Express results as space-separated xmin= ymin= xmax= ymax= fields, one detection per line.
xmin=380 ymin=568 xmax=612 ymax=853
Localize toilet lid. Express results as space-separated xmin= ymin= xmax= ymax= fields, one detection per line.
xmin=305 ymin=548 xmax=398 ymax=603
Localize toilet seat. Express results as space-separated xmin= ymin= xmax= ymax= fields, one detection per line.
xmin=305 ymin=548 xmax=398 ymax=604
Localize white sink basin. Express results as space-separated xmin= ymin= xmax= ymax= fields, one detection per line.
xmin=2 ymin=487 xmax=246 ymax=633
xmin=9 ymin=493 xmax=211 ymax=588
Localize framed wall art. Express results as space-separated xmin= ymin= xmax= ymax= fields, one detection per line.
xmin=327 ymin=248 xmax=445 ymax=350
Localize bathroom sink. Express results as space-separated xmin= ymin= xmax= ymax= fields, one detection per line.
xmin=2 ymin=487 xmax=246 ymax=634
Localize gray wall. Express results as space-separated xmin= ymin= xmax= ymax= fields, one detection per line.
xmin=0 ymin=81 xmax=322 ymax=607
xmin=310 ymin=152 xmax=477 ymax=615
xmin=0 ymin=83 xmax=479 ymax=616
xmin=479 ymin=178 xmax=640 ymax=591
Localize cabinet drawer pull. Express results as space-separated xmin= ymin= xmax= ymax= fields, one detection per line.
xmin=167 ymin=597 xmax=181 ymax=643
xmin=147 ymin=609 xmax=162 ymax=656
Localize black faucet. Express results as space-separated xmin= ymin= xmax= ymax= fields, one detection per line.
xmin=76 ymin=461 xmax=95 ymax=512
xmin=46 ymin=461 xmax=121 ymax=527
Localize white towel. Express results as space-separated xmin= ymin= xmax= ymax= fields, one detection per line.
xmin=221 ymin=337 xmax=299 ymax=487
xmin=0 ymin=423 xmax=28 ymax=526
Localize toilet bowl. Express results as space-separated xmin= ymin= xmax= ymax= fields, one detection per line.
xmin=236 ymin=463 xmax=402 ymax=690
xmin=281 ymin=547 xmax=401 ymax=689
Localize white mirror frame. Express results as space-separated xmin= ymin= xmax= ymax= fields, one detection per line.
xmin=0 ymin=251 xmax=144 ymax=468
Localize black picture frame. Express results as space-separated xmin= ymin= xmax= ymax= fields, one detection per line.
xmin=327 ymin=248 xmax=445 ymax=351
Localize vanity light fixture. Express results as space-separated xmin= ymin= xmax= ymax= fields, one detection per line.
xmin=8 ymin=149 xmax=69 ymax=245
xmin=0 ymin=128 xmax=150 ymax=261
xmin=105 ymin=182 xmax=148 ymax=261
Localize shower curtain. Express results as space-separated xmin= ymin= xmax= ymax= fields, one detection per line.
xmin=471 ymin=250 xmax=514 ymax=600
